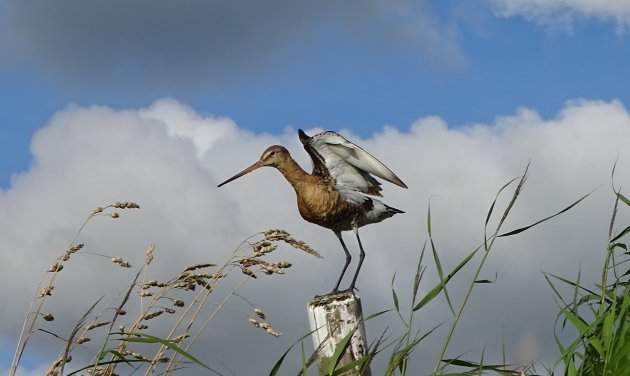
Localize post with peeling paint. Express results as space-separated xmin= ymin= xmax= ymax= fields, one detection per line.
xmin=307 ymin=291 xmax=371 ymax=375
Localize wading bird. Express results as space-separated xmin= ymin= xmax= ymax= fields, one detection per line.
xmin=217 ymin=130 xmax=407 ymax=292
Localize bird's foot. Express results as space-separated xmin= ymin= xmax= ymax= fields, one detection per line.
xmin=347 ymin=284 xmax=359 ymax=293
xmin=334 ymin=286 xmax=359 ymax=295
xmin=327 ymin=284 xmax=359 ymax=297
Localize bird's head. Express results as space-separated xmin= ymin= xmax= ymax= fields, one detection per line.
xmin=217 ymin=145 xmax=291 ymax=187
xmin=259 ymin=145 xmax=290 ymax=167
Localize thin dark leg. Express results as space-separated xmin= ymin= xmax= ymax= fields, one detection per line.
xmin=332 ymin=231 xmax=352 ymax=293
xmin=349 ymin=228 xmax=365 ymax=291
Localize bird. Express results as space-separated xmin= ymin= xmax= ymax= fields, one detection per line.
xmin=217 ymin=129 xmax=407 ymax=293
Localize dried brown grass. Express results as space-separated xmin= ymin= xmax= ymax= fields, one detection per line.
xmin=10 ymin=201 xmax=321 ymax=376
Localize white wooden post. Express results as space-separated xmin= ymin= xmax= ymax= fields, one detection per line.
xmin=307 ymin=291 xmax=371 ymax=375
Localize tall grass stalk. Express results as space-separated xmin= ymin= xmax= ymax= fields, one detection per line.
xmin=269 ymin=164 xmax=590 ymax=375
xmin=10 ymin=201 xmax=321 ymax=376
xmin=10 ymin=202 xmax=139 ymax=376
xmin=432 ymin=166 xmax=529 ymax=374
xmin=430 ymin=162 xmax=592 ymax=374
xmin=548 ymin=169 xmax=630 ymax=375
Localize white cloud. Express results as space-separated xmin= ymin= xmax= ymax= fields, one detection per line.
xmin=2 ymin=98 xmax=630 ymax=374
xmin=487 ymin=0 xmax=630 ymax=31
xmin=139 ymin=98 xmax=240 ymax=157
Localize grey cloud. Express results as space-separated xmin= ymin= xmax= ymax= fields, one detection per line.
xmin=1 ymin=0 xmax=320 ymax=83
xmin=0 ymin=0 xmax=463 ymax=90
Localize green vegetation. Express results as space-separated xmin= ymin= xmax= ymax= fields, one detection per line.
xmin=10 ymin=165 xmax=630 ymax=375
xmin=273 ymin=164 xmax=630 ymax=375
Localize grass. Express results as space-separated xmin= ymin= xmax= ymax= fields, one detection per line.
xmin=269 ymin=163 xmax=618 ymax=375
xmin=9 ymin=202 xmax=322 ymax=376
xmin=545 ymin=173 xmax=630 ymax=375
xmin=10 ymin=164 xmax=630 ymax=375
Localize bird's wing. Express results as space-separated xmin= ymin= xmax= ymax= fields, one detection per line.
xmin=300 ymin=130 xmax=407 ymax=197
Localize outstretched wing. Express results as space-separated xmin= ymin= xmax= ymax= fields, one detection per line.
xmin=299 ymin=130 xmax=407 ymax=197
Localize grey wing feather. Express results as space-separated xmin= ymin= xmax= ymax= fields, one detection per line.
xmin=326 ymin=142 xmax=408 ymax=188
xmin=306 ymin=132 xmax=408 ymax=195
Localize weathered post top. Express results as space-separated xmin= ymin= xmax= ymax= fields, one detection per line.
xmin=307 ymin=291 xmax=371 ymax=376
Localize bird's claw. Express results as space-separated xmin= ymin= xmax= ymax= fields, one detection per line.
xmin=331 ymin=286 xmax=359 ymax=295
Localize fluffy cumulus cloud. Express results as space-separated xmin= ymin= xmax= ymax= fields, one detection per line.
xmin=0 ymin=0 xmax=461 ymax=89
xmin=488 ymin=0 xmax=630 ymax=31
xmin=2 ymin=98 xmax=630 ymax=374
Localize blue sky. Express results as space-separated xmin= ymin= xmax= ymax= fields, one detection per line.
xmin=3 ymin=1 xmax=630 ymax=375
xmin=1 ymin=0 xmax=629 ymax=188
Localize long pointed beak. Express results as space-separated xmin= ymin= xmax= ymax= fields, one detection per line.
xmin=217 ymin=160 xmax=263 ymax=187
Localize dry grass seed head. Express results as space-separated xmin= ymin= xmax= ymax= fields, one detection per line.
xmin=263 ymin=229 xmax=290 ymax=241
xmin=143 ymin=310 xmax=163 ymax=320
xmin=153 ymin=356 xmax=170 ymax=364
xmin=48 ymin=262 xmax=63 ymax=272
xmin=122 ymin=350 xmax=146 ymax=360
xmin=264 ymin=229 xmax=322 ymax=258
xmin=173 ymin=333 xmax=189 ymax=343
xmin=39 ymin=286 xmax=54 ymax=298
xmin=86 ymin=366 xmax=107 ymax=375
xmin=86 ymin=321 xmax=110 ymax=331
xmin=68 ymin=243 xmax=84 ymax=253
xmin=183 ymin=263 xmax=216 ymax=272
xmin=238 ymin=257 xmax=263 ymax=268
xmin=272 ymin=261 xmax=292 ymax=269
xmin=45 ymin=355 xmax=72 ymax=376
xmin=175 ymin=272 xmax=223 ymax=292
xmin=76 ymin=337 xmax=90 ymax=344
xmin=188 ymin=272 xmax=225 ymax=280
xmin=142 ymin=279 xmax=166 ymax=289
xmin=241 ymin=268 xmax=256 ymax=278
xmin=262 ymin=264 xmax=284 ymax=275
xmin=248 ymin=318 xmax=281 ymax=337
xmin=132 ymin=352 xmax=146 ymax=360
xmin=61 ymin=243 xmax=84 ymax=261
xmin=285 ymin=239 xmax=321 ymax=258
xmin=145 ymin=243 xmax=155 ymax=265
xmin=113 ymin=201 xmax=140 ymax=209
xmin=252 ymin=241 xmax=277 ymax=256
xmin=254 ymin=308 xmax=266 ymax=320
xmin=174 ymin=282 xmax=196 ymax=290
xmin=110 ymin=257 xmax=132 ymax=268
xmin=242 ymin=258 xmax=285 ymax=275
xmin=197 ymin=281 xmax=213 ymax=291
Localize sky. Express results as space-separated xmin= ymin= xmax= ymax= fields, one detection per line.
xmin=2 ymin=0 xmax=630 ymax=375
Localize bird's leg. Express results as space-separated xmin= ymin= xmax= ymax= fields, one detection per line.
xmin=348 ymin=227 xmax=365 ymax=291
xmin=332 ymin=231 xmax=351 ymax=293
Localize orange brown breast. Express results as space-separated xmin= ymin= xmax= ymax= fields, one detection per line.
xmin=294 ymin=177 xmax=362 ymax=232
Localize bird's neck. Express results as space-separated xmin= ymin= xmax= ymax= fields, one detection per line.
xmin=276 ymin=157 xmax=311 ymax=190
